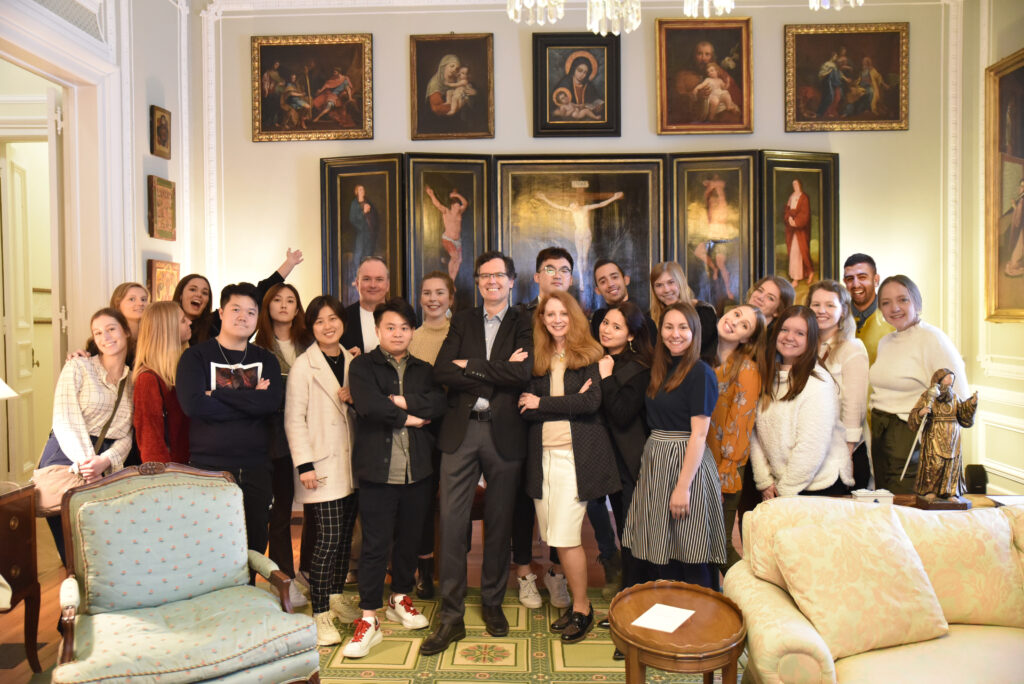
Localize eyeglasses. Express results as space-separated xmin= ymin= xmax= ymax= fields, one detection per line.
xmin=476 ymin=272 xmax=509 ymax=281
xmin=542 ymin=266 xmax=572 ymax=276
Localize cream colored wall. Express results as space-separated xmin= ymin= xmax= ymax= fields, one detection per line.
xmin=0 ymin=59 xmax=49 ymax=120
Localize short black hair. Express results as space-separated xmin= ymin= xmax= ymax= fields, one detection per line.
xmin=843 ymin=253 xmax=877 ymax=273
xmin=474 ymin=250 xmax=517 ymax=280
xmin=219 ymin=282 xmax=260 ymax=309
xmin=535 ymin=247 xmax=574 ymax=273
xmin=593 ymin=258 xmax=625 ymax=278
xmin=373 ymin=297 xmax=417 ymax=328
xmin=304 ymin=294 xmax=346 ymax=331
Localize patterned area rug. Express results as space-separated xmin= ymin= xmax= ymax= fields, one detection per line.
xmin=308 ymin=588 xmax=739 ymax=683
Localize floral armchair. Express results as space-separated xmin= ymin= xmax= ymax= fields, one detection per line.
xmin=52 ymin=463 xmax=319 ymax=684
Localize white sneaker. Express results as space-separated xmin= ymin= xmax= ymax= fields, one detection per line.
xmin=293 ymin=570 xmax=311 ymax=593
xmin=288 ymin=580 xmax=308 ymax=608
xmin=385 ymin=593 xmax=430 ymax=629
xmin=543 ymin=569 xmax=571 ymax=608
xmin=517 ymin=573 xmax=542 ymax=609
xmin=342 ymin=617 xmax=383 ymax=658
xmin=314 ymin=611 xmax=343 ymax=646
xmin=330 ymin=593 xmax=362 ymax=622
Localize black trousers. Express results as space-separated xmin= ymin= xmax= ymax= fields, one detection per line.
xmin=268 ymin=454 xmax=297 ymax=577
xmin=608 ymin=455 xmax=637 ymax=590
xmin=357 ymin=477 xmax=432 ymax=610
xmin=189 ymin=461 xmax=272 ymax=555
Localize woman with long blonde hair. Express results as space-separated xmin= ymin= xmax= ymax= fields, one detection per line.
xmin=649 ymin=262 xmax=719 ymax=366
xmin=519 ymin=291 xmax=619 ymax=644
xmin=133 ymin=301 xmax=192 ymax=464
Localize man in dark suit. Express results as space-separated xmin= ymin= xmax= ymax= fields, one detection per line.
xmin=340 ymin=256 xmax=390 ymax=355
xmin=420 ymin=251 xmax=533 ymax=655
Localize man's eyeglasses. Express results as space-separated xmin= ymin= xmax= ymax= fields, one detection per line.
xmin=476 ymin=272 xmax=509 ymax=281
xmin=541 ymin=266 xmax=572 ymax=276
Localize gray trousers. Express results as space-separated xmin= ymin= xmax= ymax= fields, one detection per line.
xmin=438 ymin=420 xmax=522 ymax=623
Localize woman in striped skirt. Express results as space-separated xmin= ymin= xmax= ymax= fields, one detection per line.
xmin=622 ymin=301 xmax=726 ymax=590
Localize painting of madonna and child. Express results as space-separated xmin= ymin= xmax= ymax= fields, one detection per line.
xmin=251 ymin=34 xmax=372 ymax=141
xmin=532 ymin=33 xmax=620 ymax=137
xmin=497 ymin=158 xmax=663 ymax=314
xmin=411 ymin=33 xmax=494 ymax=140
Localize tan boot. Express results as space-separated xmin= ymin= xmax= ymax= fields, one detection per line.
xmin=315 ymin=611 xmax=343 ymax=646
xmin=330 ymin=593 xmax=362 ymax=622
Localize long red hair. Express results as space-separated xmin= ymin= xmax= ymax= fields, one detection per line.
xmin=532 ymin=291 xmax=603 ymax=376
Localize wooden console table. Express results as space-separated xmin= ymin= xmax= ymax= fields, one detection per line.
xmin=0 ymin=482 xmax=42 ymax=672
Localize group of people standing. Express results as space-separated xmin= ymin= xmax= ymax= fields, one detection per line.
xmin=39 ymin=242 xmax=971 ymax=661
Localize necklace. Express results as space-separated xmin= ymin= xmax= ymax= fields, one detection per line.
xmin=554 ymin=349 xmax=566 ymax=361
xmin=216 ymin=339 xmax=247 ymax=367
xmin=324 ymin=352 xmax=342 ymax=366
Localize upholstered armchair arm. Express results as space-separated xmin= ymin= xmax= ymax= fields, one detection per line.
xmin=58 ymin=576 xmax=80 ymax=665
xmin=247 ymin=550 xmax=294 ymax=613
xmin=723 ymin=561 xmax=836 ymax=684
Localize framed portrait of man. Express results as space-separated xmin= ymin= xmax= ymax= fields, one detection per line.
xmin=532 ymin=32 xmax=621 ymax=137
xmin=321 ymin=155 xmax=403 ymax=305
xmin=411 ymin=33 xmax=494 ymax=140
xmin=656 ymin=18 xmax=752 ymax=135
xmin=496 ymin=155 xmax=665 ymax=313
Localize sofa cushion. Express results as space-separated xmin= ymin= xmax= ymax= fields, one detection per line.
xmin=744 ymin=496 xmax=865 ymax=590
xmin=1001 ymin=504 xmax=1024 ymax=565
xmin=773 ymin=505 xmax=947 ymax=660
xmin=833 ymin=624 xmax=1024 ymax=684
xmin=894 ymin=505 xmax=1024 ymax=628
xmin=52 ymin=585 xmax=316 ymax=684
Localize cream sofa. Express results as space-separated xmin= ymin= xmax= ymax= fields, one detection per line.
xmin=723 ymin=498 xmax=1024 ymax=684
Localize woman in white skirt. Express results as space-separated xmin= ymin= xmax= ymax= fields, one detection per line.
xmin=519 ymin=291 xmax=620 ymax=643
xmin=622 ymin=301 xmax=726 ymax=590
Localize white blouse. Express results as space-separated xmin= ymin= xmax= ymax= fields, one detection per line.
xmin=52 ymin=356 xmax=134 ymax=470
xmin=819 ymin=336 xmax=869 ymax=445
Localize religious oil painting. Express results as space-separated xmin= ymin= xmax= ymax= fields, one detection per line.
xmin=670 ymin=153 xmax=755 ymax=316
xmin=532 ymin=32 xmax=620 ymax=137
xmin=410 ymin=33 xmax=494 ymax=140
xmin=147 ymin=259 xmax=180 ymax=303
xmin=406 ymin=154 xmax=490 ymax=314
xmin=252 ymin=34 xmax=372 ymax=141
xmin=150 ymin=105 xmax=171 ymax=159
xmin=496 ymin=156 xmax=664 ymax=313
xmin=760 ymin=151 xmax=838 ymax=306
xmin=785 ymin=23 xmax=908 ymax=132
xmin=147 ymin=175 xmax=175 ymax=241
xmin=986 ymin=45 xmax=1024 ymax=321
xmin=321 ymin=155 xmax=403 ymax=305
xmin=656 ymin=18 xmax=752 ymax=135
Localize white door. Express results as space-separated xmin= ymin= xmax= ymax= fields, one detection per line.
xmin=47 ymin=87 xmax=68 ymax=364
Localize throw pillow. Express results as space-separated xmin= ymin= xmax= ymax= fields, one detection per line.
xmin=773 ymin=505 xmax=948 ymax=660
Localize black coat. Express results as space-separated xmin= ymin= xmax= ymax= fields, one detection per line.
xmin=348 ymin=348 xmax=447 ymax=485
xmin=433 ymin=305 xmax=533 ymax=460
xmin=599 ymin=356 xmax=650 ymax=480
xmin=521 ymin=362 xmax=620 ymax=502
xmin=339 ymin=302 xmax=366 ymax=352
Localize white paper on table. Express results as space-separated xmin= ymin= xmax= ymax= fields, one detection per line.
xmin=630 ymin=603 xmax=695 ymax=633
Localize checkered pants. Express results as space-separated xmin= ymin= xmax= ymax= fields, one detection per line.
xmin=309 ymin=492 xmax=359 ymax=613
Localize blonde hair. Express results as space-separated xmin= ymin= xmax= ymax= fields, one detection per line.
xmin=133 ymin=301 xmax=186 ymax=387
xmin=532 ymin=291 xmax=603 ymax=376
xmin=649 ymin=262 xmax=694 ymax=327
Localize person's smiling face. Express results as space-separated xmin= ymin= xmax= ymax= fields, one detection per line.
xmin=181 ymin=277 xmax=210 ymax=320
xmin=717 ymin=305 xmax=756 ymax=345
xmin=776 ymin=315 xmax=808 ymax=366
xmin=660 ymin=309 xmax=693 ymax=357
xmin=879 ymin=282 xmax=918 ymax=331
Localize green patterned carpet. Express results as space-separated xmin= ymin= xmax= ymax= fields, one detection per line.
xmin=307 ymin=588 xmax=739 ymax=683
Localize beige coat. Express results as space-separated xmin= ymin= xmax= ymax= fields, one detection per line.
xmin=284 ymin=344 xmax=355 ymax=504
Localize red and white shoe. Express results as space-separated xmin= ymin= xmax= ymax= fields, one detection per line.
xmin=341 ymin=617 xmax=382 ymax=658
xmin=386 ymin=593 xmax=430 ymax=629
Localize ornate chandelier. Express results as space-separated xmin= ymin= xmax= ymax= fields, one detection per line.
xmin=681 ymin=0 xmax=735 ymax=19
xmin=809 ymin=0 xmax=865 ymax=9
xmin=507 ymin=0 xmax=566 ymax=26
xmin=586 ymin=0 xmax=642 ymax=36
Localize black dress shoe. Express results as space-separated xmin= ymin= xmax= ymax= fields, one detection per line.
xmin=612 ymin=647 xmax=625 ymax=660
xmin=560 ymin=605 xmax=594 ymax=644
xmin=598 ymin=617 xmax=610 ymax=629
xmin=481 ymin=604 xmax=509 ymax=637
xmin=550 ymin=608 xmax=572 ymax=632
xmin=420 ymin=621 xmax=466 ymax=655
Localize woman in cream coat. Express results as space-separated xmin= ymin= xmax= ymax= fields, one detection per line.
xmin=284 ymin=294 xmax=360 ymax=646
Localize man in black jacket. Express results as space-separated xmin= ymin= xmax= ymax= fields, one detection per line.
xmin=340 ymin=256 xmax=390 ymax=355
xmin=420 ymin=251 xmax=533 ymax=655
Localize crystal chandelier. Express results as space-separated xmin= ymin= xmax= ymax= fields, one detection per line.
xmin=587 ymin=0 xmax=642 ymax=36
xmin=682 ymin=0 xmax=735 ymax=19
xmin=507 ymin=0 xmax=565 ymax=26
xmin=809 ymin=0 xmax=865 ymax=9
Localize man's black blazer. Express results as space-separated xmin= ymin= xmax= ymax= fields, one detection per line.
xmin=433 ymin=304 xmax=533 ymax=460
xmin=340 ymin=302 xmax=365 ymax=352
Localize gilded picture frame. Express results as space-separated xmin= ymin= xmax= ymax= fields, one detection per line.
xmin=147 ymin=259 xmax=180 ymax=303
xmin=985 ymin=46 xmax=1024 ymax=321
xmin=252 ymin=34 xmax=373 ymax=142
xmin=410 ymin=33 xmax=494 ymax=140
xmin=532 ymin=32 xmax=621 ymax=137
xmin=655 ymin=18 xmax=753 ymax=135
xmin=147 ymin=175 xmax=175 ymax=241
xmin=785 ymin=22 xmax=909 ymax=132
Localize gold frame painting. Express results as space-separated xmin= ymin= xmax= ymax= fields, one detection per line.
xmin=251 ymin=33 xmax=373 ymax=142
xmin=784 ymin=22 xmax=909 ymax=132
xmin=985 ymin=46 xmax=1024 ymax=321
xmin=410 ymin=33 xmax=495 ymax=140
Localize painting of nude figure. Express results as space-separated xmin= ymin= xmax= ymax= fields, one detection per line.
xmin=407 ymin=155 xmax=491 ymax=313
xmin=496 ymin=156 xmax=664 ymax=313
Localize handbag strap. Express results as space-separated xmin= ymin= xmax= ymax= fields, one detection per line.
xmin=93 ymin=376 xmax=127 ymax=452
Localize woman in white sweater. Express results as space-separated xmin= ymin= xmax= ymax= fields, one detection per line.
xmin=807 ymin=280 xmax=871 ymax=489
xmin=868 ymin=275 xmax=968 ymax=493
xmin=750 ymin=306 xmax=853 ymax=499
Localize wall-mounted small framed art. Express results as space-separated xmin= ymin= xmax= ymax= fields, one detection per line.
xmin=147 ymin=259 xmax=180 ymax=303
xmin=147 ymin=175 xmax=175 ymax=241
xmin=150 ymin=105 xmax=171 ymax=159
xmin=531 ymin=32 xmax=621 ymax=138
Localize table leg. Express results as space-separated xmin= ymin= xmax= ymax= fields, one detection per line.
xmin=703 ymin=672 xmax=714 ymax=684
xmin=24 ymin=582 xmax=42 ymax=673
xmin=722 ymin=657 xmax=739 ymax=684
xmin=624 ymin=647 xmax=645 ymax=684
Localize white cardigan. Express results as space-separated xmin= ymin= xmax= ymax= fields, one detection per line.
xmin=284 ymin=345 xmax=356 ymax=504
xmin=819 ymin=336 xmax=869 ymax=445
xmin=750 ymin=367 xmax=854 ymax=497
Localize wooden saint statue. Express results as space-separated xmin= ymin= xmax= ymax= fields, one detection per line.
xmin=907 ymin=368 xmax=979 ymax=500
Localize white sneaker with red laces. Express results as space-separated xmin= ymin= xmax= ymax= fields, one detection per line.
xmin=342 ymin=617 xmax=382 ymax=658
xmin=385 ymin=593 xmax=430 ymax=629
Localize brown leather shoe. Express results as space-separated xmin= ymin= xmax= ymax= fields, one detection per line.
xmin=419 ymin=621 xmax=466 ymax=656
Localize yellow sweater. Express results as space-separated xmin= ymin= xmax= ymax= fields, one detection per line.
xmin=856 ymin=308 xmax=894 ymax=365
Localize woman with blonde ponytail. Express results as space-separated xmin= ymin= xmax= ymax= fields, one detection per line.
xmin=133 ymin=301 xmax=192 ymax=463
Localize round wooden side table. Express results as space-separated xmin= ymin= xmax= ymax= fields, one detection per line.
xmin=608 ymin=580 xmax=746 ymax=684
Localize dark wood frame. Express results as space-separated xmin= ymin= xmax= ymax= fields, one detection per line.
xmin=149 ymin=105 xmax=171 ymax=159
xmin=531 ymin=32 xmax=621 ymax=137
xmin=147 ymin=175 xmax=175 ymax=240
xmin=410 ymin=33 xmax=494 ymax=140
xmin=321 ymin=154 xmax=404 ymax=305
xmin=0 ymin=483 xmax=41 ymax=672
xmin=405 ymin=154 xmax=492 ymax=314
